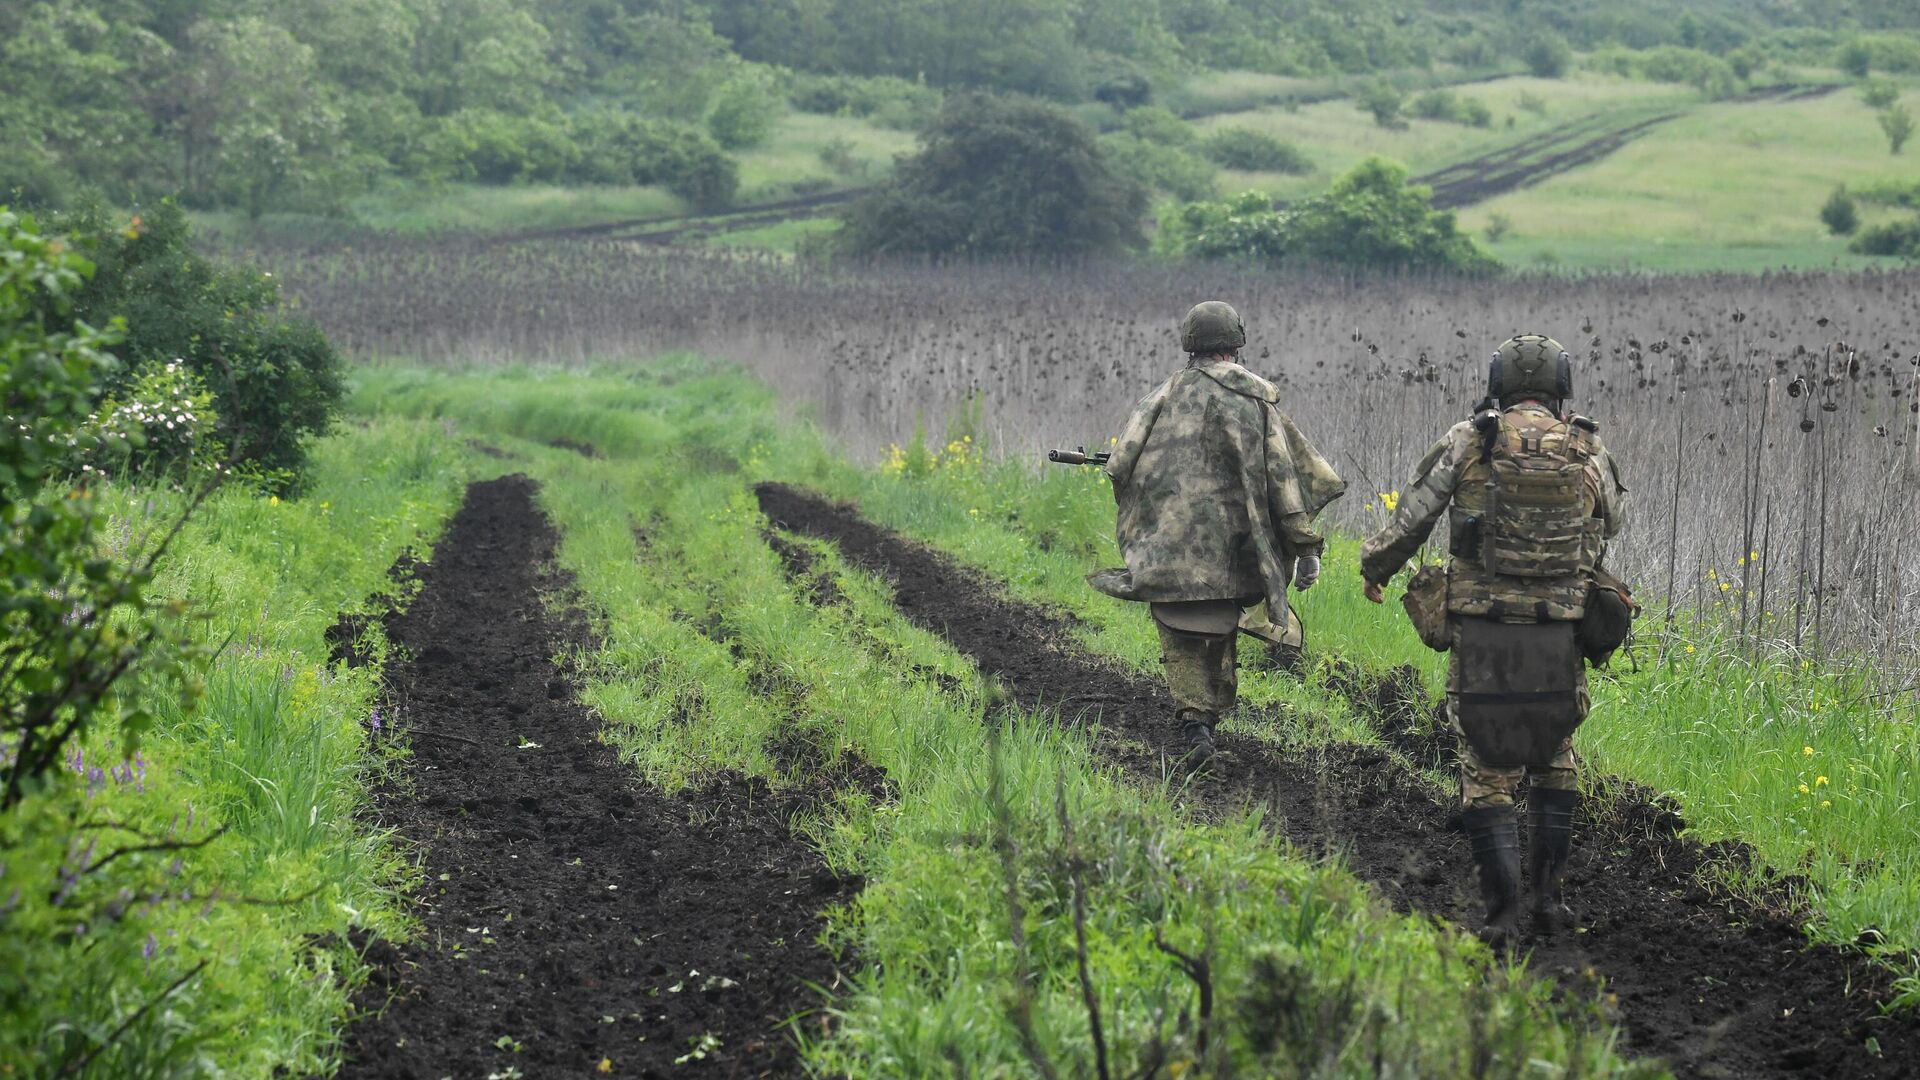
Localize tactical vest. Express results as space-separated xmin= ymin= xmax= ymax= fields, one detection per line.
xmin=1445 ymin=406 xmax=1603 ymax=621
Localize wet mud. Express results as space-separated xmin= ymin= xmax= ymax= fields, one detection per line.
xmin=340 ymin=476 xmax=851 ymax=1079
xmin=755 ymin=481 xmax=1918 ymax=1080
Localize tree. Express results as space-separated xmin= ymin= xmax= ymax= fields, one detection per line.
xmin=836 ymin=93 xmax=1147 ymax=258
xmin=172 ymin=17 xmax=345 ymax=218
xmin=1881 ymin=105 xmax=1914 ymax=155
xmin=1821 ymin=186 xmax=1859 ymax=235
xmin=707 ymin=64 xmax=784 ymax=150
xmin=1525 ymin=34 xmax=1573 ymax=78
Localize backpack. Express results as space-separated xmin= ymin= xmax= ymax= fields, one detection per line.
xmin=1478 ymin=413 xmax=1598 ymax=580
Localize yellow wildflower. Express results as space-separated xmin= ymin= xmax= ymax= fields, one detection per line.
xmin=1802 ymin=746 xmax=1814 ymax=756
xmin=270 ymin=495 xmax=281 ymax=506
xmin=1381 ymin=491 xmax=1400 ymax=513
xmin=1798 ymin=783 xmax=1811 ymax=794
xmin=1820 ymin=800 xmax=1832 ymax=809
xmin=1815 ymin=775 xmax=1828 ymax=787
xmin=1684 ymin=644 xmax=1696 ymax=654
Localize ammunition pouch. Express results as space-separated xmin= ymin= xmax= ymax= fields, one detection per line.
xmin=1401 ymin=564 xmax=1452 ymax=652
xmin=1453 ymin=618 xmax=1583 ymax=767
xmin=1575 ymin=568 xmax=1637 ymax=667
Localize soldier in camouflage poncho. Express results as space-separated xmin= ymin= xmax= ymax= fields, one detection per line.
xmin=1090 ymin=301 xmax=1345 ymax=773
xmin=1360 ymin=334 xmax=1627 ymax=946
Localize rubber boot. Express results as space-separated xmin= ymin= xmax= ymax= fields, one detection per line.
xmin=1528 ymin=787 xmax=1580 ymax=934
xmin=1461 ymin=805 xmax=1523 ymax=948
xmin=1177 ymin=708 xmax=1217 ymax=776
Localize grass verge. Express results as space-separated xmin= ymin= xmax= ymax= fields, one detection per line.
xmin=2 ymin=417 xmax=471 ymax=1074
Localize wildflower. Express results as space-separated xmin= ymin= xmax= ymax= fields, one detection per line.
xmin=270 ymin=495 xmax=281 ymax=506
xmin=1685 ymin=644 xmax=1696 ymax=654
xmin=1719 ymin=582 xmax=1731 ymax=592
xmin=1798 ymin=783 xmax=1811 ymax=794
xmin=1820 ymin=800 xmax=1832 ymax=809
xmin=1380 ymin=490 xmax=1400 ymax=513
xmin=967 ymin=508 xmax=980 ymax=518
xmin=1803 ymin=745 xmax=1814 ymax=756
xmin=1815 ymin=775 xmax=1828 ymax=787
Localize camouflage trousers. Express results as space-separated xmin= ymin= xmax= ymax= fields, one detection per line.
xmin=1156 ymin=622 xmax=1237 ymax=718
xmin=1445 ymin=642 xmax=1585 ymax=811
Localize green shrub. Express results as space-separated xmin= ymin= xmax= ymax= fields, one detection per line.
xmin=1200 ymin=128 xmax=1314 ymax=174
xmin=1101 ymin=134 xmax=1218 ymax=201
xmin=1882 ymin=104 xmax=1915 ymax=155
xmin=837 ymin=93 xmax=1146 ymax=258
xmin=572 ymin=116 xmax=738 ymax=207
xmin=1160 ymin=158 xmax=1497 ymax=274
xmin=422 ymin=109 xmax=579 ymax=184
xmin=1121 ymin=105 xmax=1197 ymax=148
xmin=1408 ymin=89 xmax=1493 ymax=128
xmin=1821 ymin=186 xmax=1859 ymax=235
xmin=787 ymin=72 xmax=942 ymax=130
xmin=1357 ymin=83 xmax=1407 ymax=129
xmin=707 ymin=66 xmax=784 ymax=150
xmin=0 ymin=207 xmax=200 ymax=810
xmin=1525 ymin=34 xmax=1573 ymax=78
xmin=46 ymin=203 xmax=344 ymax=491
xmin=1861 ymin=79 xmax=1901 ymax=110
xmin=1850 ymin=217 xmax=1920 ymax=257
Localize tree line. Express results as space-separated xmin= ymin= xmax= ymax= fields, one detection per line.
xmin=7 ymin=0 xmax=1917 ymax=218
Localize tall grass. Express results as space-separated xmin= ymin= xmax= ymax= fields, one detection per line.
xmin=0 ymin=418 xmax=469 ymax=1074
xmin=281 ymin=247 xmax=1920 ymax=662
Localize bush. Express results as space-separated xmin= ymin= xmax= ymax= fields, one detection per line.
xmin=1409 ymin=89 xmax=1493 ymax=128
xmin=1160 ymin=158 xmax=1498 ymax=274
xmin=46 ymin=203 xmax=344 ymax=491
xmin=707 ymin=66 xmax=784 ymax=150
xmin=1122 ymin=106 xmax=1197 ymax=148
xmin=1837 ymin=38 xmax=1873 ymax=78
xmin=1200 ymin=128 xmax=1314 ymax=174
xmin=837 ymin=93 xmax=1147 ymax=258
xmin=1850 ymin=217 xmax=1920 ymax=257
xmin=1094 ymin=71 xmax=1152 ymax=109
xmin=1101 ymin=134 xmax=1217 ymax=201
xmin=424 ymin=110 xmax=579 ymax=184
xmin=787 ymin=72 xmax=942 ymax=130
xmin=1821 ymin=186 xmax=1859 ymax=235
xmin=572 ymin=116 xmax=738 ymax=207
xmin=1861 ymin=79 xmax=1901 ymax=110
xmin=1358 ymin=84 xmax=1407 ymax=129
xmin=0 ymin=208 xmax=200 ymax=810
xmin=1882 ymin=105 xmax=1915 ymax=155
xmin=1525 ymin=35 xmax=1573 ymax=78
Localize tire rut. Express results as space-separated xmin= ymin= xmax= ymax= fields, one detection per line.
xmin=340 ymin=475 xmax=853 ymax=1079
xmin=754 ymin=481 xmax=1919 ymax=1080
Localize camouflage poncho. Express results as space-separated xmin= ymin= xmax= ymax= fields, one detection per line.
xmin=1089 ymin=358 xmax=1345 ymax=612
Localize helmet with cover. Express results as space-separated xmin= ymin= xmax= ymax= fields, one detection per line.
xmin=1488 ymin=334 xmax=1572 ymax=406
xmin=1181 ymin=301 xmax=1246 ymax=355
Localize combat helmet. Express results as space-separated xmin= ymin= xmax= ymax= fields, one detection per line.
xmin=1181 ymin=301 xmax=1246 ymax=355
xmin=1488 ymin=334 xmax=1572 ymax=406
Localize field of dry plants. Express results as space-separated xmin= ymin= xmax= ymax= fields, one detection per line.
xmin=271 ymin=240 xmax=1920 ymax=662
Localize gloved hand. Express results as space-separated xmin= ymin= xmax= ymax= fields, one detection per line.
xmin=1294 ymin=555 xmax=1321 ymax=591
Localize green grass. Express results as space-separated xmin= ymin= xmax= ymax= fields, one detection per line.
xmin=354 ymin=361 xmax=1658 ymax=1077
xmin=1193 ymin=74 xmax=1699 ymax=201
xmin=700 ymin=216 xmax=843 ymax=253
xmin=1461 ymin=75 xmax=1920 ymax=273
xmin=3 ymin=417 xmax=472 ymax=1074
xmin=733 ymin=111 xmax=916 ymax=202
xmin=192 ymin=182 xmax=689 ymax=242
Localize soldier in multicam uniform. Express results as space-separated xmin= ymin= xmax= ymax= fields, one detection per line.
xmin=1359 ymin=335 xmax=1627 ymax=945
xmin=1089 ymin=301 xmax=1346 ymax=774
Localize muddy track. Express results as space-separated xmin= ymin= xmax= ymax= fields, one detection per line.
xmin=504 ymin=189 xmax=867 ymax=246
xmin=755 ymin=482 xmax=1919 ymax=1080
xmin=339 ymin=476 xmax=854 ymax=1079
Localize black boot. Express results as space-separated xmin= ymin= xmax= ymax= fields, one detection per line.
xmin=1176 ymin=709 xmax=1217 ymax=776
xmin=1528 ymin=787 xmax=1580 ymax=934
xmin=1461 ymin=805 xmax=1522 ymax=948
